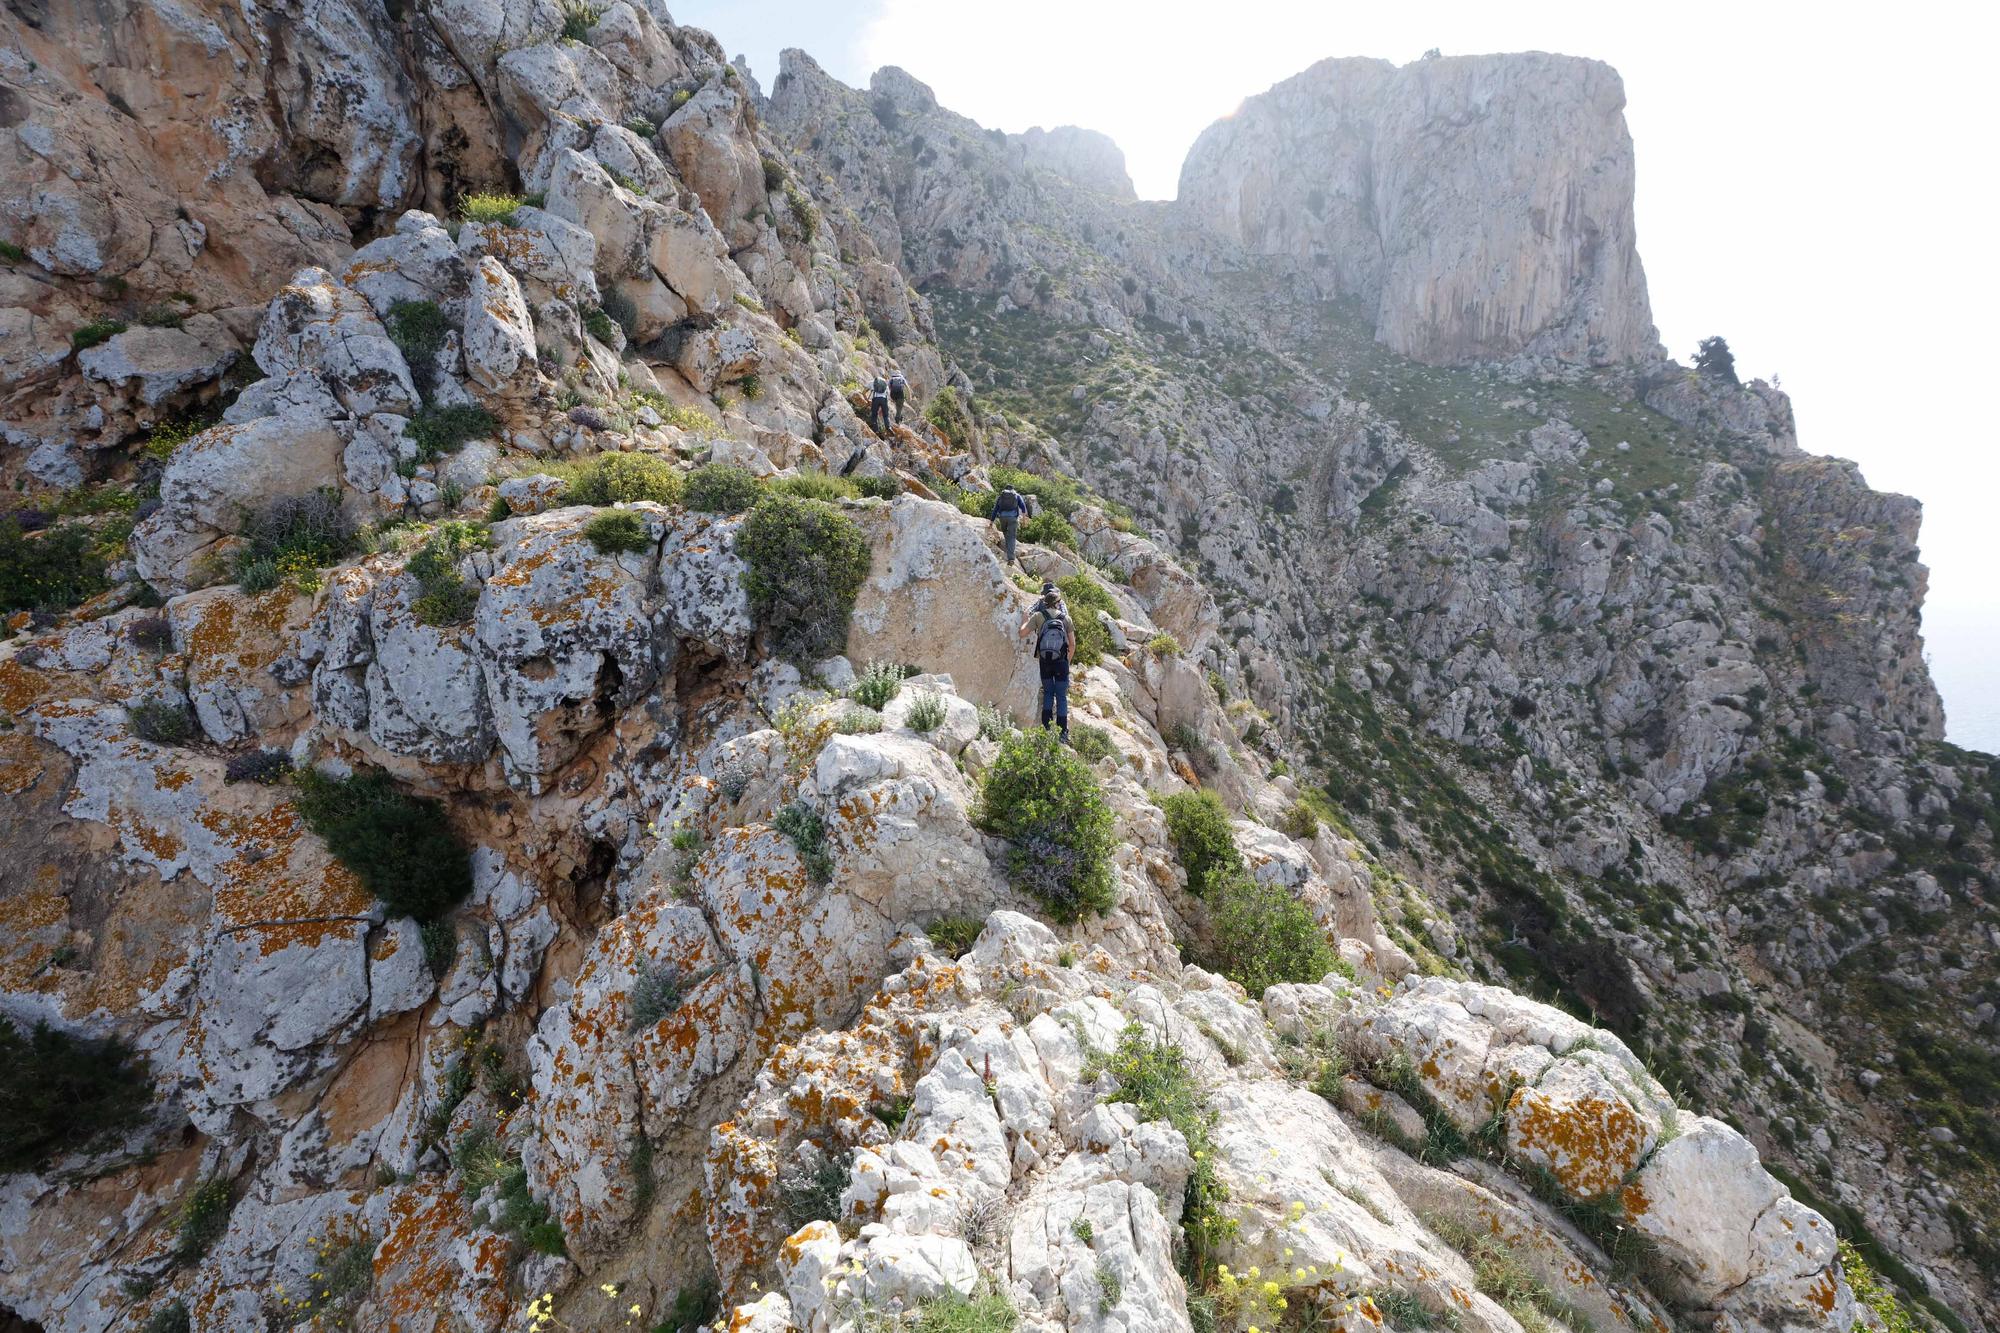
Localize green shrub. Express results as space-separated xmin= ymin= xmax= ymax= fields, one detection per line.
xmin=1056 ymin=573 xmax=1117 ymax=666
xmin=956 ymin=489 xmax=995 ymax=519
xmin=71 ymin=319 xmax=126 ymax=351
xmin=905 ymin=691 xmax=946 ymax=732
xmin=778 ymin=1144 xmax=852 ymax=1228
xmin=0 ymin=518 xmax=108 ymax=613
xmin=761 ymin=155 xmax=787 ymax=193
xmin=1278 ymin=802 xmax=1322 ymax=842
xmin=835 ymin=707 xmax=883 ymax=734
xmin=978 ymin=729 xmax=1116 ymax=922
xmin=497 ymin=1163 xmax=566 ymax=1254
xmin=582 ymin=305 xmax=620 ymax=345
xmin=561 ymin=452 xmax=684 ymax=507
xmin=1019 ymin=511 xmax=1075 ymax=550
xmin=459 ymin=192 xmax=524 ymax=225
xmin=234 ymin=489 xmax=355 ymax=591
xmin=1146 ymin=633 xmax=1181 ymax=656
xmin=141 ymin=1300 xmax=190 ymax=1333
xmin=1070 ymin=723 xmax=1116 ymax=764
xmin=0 ymin=240 xmax=26 ymax=264
xmin=173 ymin=1178 xmax=233 ymax=1263
xmin=407 ymin=520 xmax=491 ymax=626
xmin=926 ymin=916 xmax=984 ymax=959
xmin=600 ymin=287 xmax=638 ymax=338
xmin=405 ymin=404 xmax=497 ymax=461
xmin=924 ymin=386 xmax=974 ymax=451
xmin=1158 ymin=790 xmax=1243 ymax=898
xmin=660 ymin=1278 xmax=720 ymax=1333
xmin=584 ymin=510 xmax=651 ymax=554
xmin=128 ymin=699 xmax=196 ymax=746
xmin=738 ymin=493 xmax=872 ymax=662
xmin=850 ymin=660 xmax=908 ymax=710
xmin=765 ymin=471 xmax=856 ymax=502
xmin=1198 ymin=873 xmax=1337 ymax=998
xmin=387 ymin=299 xmax=450 ymax=393
xmin=774 ymin=801 xmax=834 ymax=885
xmin=291 ymin=768 xmax=472 ymax=922
xmin=684 ymin=461 xmax=763 ymax=513
xmin=976 ymin=702 xmax=1013 ymax=742
xmin=1090 ymin=1025 xmax=1233 ymax=1285
xmin=854 ymin=474 xmax=902 ymax=501
xmin=990 ymin=465 xmax=1085 ymax=517
xmin=0 ymin=1018 xmax=153 ymax=1172
xmin=627 ymin=958 xmax=719 ymax=1032
xmin=913 ymin=1289 xmax=1018 ymax=1333
xmin=420 ymin=920 xmax=457 ymax=979
xmin=784 ymin=182 xmax=819 ymax=243
xmin=137 ymin=304 xmax=185 ymax=329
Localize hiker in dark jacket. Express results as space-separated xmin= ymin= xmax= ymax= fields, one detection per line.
xmin=888 ymin=369 xmax=909 ymax=423
xmin=1018 ymin=582 xmax=1076 ymax=742
xmin=867 ymin=372 xmax=892 ymax=435
xmin=990 ymin=483 xmax=1028 ymax=565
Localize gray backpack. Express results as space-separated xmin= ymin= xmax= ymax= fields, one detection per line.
xmin=1035 ymin=614 xmax=1069 ymax=664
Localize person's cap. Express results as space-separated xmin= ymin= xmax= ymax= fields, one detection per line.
xmin=1040 ymin=580 xmax=1056 ymax=594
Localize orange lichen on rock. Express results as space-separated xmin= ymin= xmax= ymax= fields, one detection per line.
xmin=1505 ymin=1084 xmax=1650 ymax=1202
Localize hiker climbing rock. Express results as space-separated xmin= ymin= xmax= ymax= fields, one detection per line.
xmin=1019 ymin=581 xmax=1076 ymax=743
xmin=867 ymin=371 xmax=892 ymax=435
xmin=888 ymin=369 xmax=909 ymax=424
xmin=990 ymin=482 xmax=1028 ymax=565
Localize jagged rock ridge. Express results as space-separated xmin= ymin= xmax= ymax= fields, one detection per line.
xmin=0 ymin=6 xmax=1990 ymax=1333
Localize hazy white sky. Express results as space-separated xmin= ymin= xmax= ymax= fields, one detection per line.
xmin=680 ymin=0 xmax=2000 ymax=751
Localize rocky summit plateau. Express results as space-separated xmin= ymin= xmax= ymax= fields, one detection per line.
xmin=0 ymin=7 xmax=1994 ymax=1333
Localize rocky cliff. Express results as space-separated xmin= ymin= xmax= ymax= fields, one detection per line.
xmin=1177 ymin=54 xmax=1660 ymax=367
xmin=0 ymin=7 xmax=1991 ymax=1333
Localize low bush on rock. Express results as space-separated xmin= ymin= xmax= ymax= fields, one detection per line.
xmin=1020 ymin=510 xmax=1076 ymax=550
xmin=172 ymin=1178 xmax=233 ymax=1263
xmin=583 ymin=510 xmax=650 ymax=554
xmin=559 ymin=452 xmax=684 ymax=507
xmin=0 ymin=516 xmax=107 ymax=613
xmin=924 ymin=386 xmax=974 ymax=452
xmin=1069 ymin=723 xmax=1116 ymax=764
xmin=235 ymin=489 xmax=354 ymax=593
xmin=684 ymin=461 xmax=762 ymax=513
xmin=458 ymin=191 xmax=523 ymax=225
xmin=849 ymin=660 xmax=908 ymax=710
xmin=738 ymin=493 xmax=872 ymax=662
xmin=766 ymin=471 xmax=856 ymax=502
xmin=1090 ymin=1025 xmax=1234 ymax=1285
xmin=0 ymin=1017 xmax=153 ymax=1172
xmin=854 ymin=474 xmax=902 ymax=501
xmin=127 ymin=699 xmax=196 ymax=746
xmin=914 ymin=1289 xmax=1018 ymax=1333
xmin=925 ymin=915 xmax=984 ymax=959
xmin=774 ymin=801 xmax=834 ymax=885
xmin=386 ymin=299 xmax=450 ymax=394
xmin=905 ymin=690 xmax=946 ymax=732
xmin=71 ymin=318 xmax=126 ymax=351
xmin=627 ymin=958 xmax=720 ymax=1032
xmin=291 ymin=768 xmax=472 ymax=923
xmin=405 ymin=404 xmax=497 ymax=460
xmin=1159 ymin=789 xmax=1243 ymax=898
xmin=407 ymin=520 xmax=491 ymax=626
xmin=978 ymin=729 xmax=1116 ymax=921
xmin=777 ymin=1142 xmax=852 ymax=1228
xmin=140 ymin=1300 xmax=190 ymax=1333
xmin=1197 ymin=873 xmax=1339 ymax=998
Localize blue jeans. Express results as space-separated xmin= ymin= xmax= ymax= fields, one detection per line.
xmin=1039 ymin=676 xmax=1070 ymax=736
xmin=868 ymin=397 xmax=891 ymax=434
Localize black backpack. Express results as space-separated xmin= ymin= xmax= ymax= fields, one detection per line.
xmin=1035 ymin=613 xmax=1069 ymax=663
xmin=888 ymin=372 xmax=907 ymax=393
xmin=871 ymin=377 xmax=889 ymax=398
xmin=995 ymin=487 xmax=1023 ymax=518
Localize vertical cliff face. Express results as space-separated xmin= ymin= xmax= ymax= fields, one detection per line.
xmin=1177 ymin=53 xmax=1660 ymax=367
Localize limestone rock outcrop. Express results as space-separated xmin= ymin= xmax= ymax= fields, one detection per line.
xmin=1177 ymin=54 xmax=1660 ymax=366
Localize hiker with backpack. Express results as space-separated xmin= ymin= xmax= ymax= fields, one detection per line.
xmin=888 ymin=369 xmax=909 ymax=423
xmin=1018 ymin=581 xmax=1076 ymax=743
xmin=990 ymin=482 xmax=1029 ymax=565
xmin=867 ymin=372 xmax=892 ymax=435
